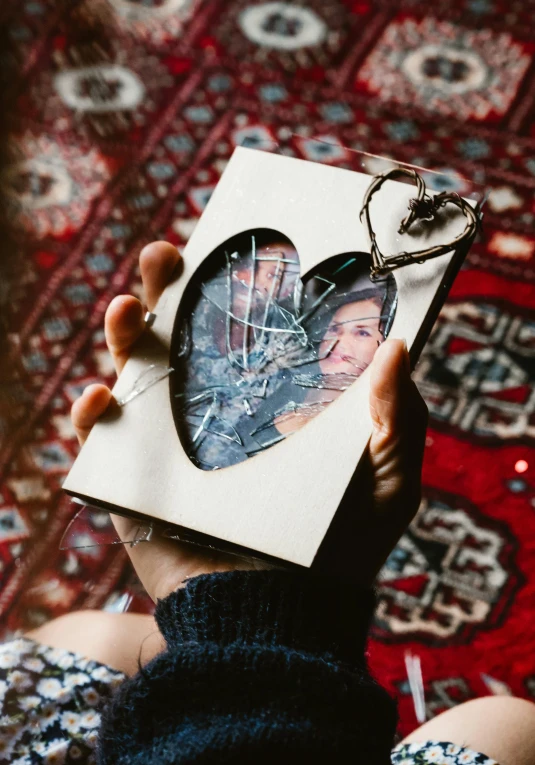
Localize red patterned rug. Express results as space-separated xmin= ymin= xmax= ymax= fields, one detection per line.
xmin=1 ymin=0 xmax=534 ymax=736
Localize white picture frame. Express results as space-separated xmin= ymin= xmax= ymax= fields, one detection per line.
xmin=63 ymin=147 xmax=474 ymax=567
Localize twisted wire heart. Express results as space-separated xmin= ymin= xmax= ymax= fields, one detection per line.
xmin=360 ymin=168 xmax=481 ymax=281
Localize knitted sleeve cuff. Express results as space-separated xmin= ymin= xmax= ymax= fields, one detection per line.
xmin=154 ymin=569 xmax=376 ymax=665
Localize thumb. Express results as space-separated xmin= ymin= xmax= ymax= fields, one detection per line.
xmin=369 ymin=338 xmax=428 ymax=515
xmin=369 ymin=338 xmax=410 ymax=438
xmin=311 ymin=339 xmax=427 ymax=583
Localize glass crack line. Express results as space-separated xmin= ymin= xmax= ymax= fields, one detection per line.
xmin=252 ymin=379 xmax=269 ymax=399
xmin=296 ymin=275 xmax=336 ymax=326
xmin=117 ymin=365 xmax=174 ymax=406
xmin=225 ymin=251 xmax=247 ymax=372
xmin=191 ymin=393 xmax=217 ymax=443
xmin=245 ymin=432 xmax=287 ymax=455
xmin=268 ymin=337 xmax=339 ymax=370
xmin=201 ymin=288 xmax=307 ymax=336
xmin=332 ymin=257 xmax=357 ymax=275
xmin=183 ymin=414 xmax=242 ymax=445
xmin=293 ymin=372 xmax=358 ymax=390
xmin=259 ymin=255 xmax=283 ymax=349
xmin=243 ymin=235 xmax=256 ymax=371
xmin=249 ymin=399 xmax=332 ymax=437
xmin=174 ymin=383 xmax=246 ymax=410
xmin=384 ymin=293 xmax=398 ymax=337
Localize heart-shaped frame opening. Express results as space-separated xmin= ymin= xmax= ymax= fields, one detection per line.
xmin=170 ymin=228 xmax=397 ymax=470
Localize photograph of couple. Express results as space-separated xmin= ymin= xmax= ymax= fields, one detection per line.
xmin=171 ymin=229 xmax=397 ymax=469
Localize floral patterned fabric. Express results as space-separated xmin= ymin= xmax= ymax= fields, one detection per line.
xmin=392 ymin=740 xmax=499 ymax=765
xmin=0 ymin=636 xmax=502 ymax=765
xmin=0 ymin=638 xmax=124 ymax=764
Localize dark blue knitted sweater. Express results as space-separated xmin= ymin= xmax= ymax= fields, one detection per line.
xmin=97 ymin=570 xmax=397 ymax=764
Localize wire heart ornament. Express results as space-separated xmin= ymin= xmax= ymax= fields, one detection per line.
xmin=360 ymin=168 xmax=482 ymax=281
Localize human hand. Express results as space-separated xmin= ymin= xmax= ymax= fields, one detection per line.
xmin=312 ymin=336 xmax=428 ymax=584
xmin=71 ymin=243 xmax=264 ymax=602
xmin=71 ymin=242 xmax=427 ymax=599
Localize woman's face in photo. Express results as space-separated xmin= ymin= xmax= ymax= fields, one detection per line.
xmin=318 ymin=299 xmax=383 ymax=376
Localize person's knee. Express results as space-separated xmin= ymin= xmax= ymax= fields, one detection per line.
xmin=457 ymin=695 xmax=535 ymax=718
xmin=456 ymin=695 xmax=535 ymax=735
xmin=403 ymin=696 xmax=535 ymax=765
xmin=460 ymin=696 xmax=535 ymax=765
xmin=26 ymin=609 xmax=103 ymax=640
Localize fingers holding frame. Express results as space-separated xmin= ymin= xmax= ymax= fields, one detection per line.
xmin=71 ymin=384 xmax=114 ymax=446
xmin=70 ymin=242 xmax=197 ymax=600
xmin=140 ymin=241 xmax=182 ymax=312
xmin=104 ymin=296 xmax=145 ymax=376
xmin=369 ymin=338 xmax=428 ymax=514
xmin=104 ymin=242 xmax=182 ymax=377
